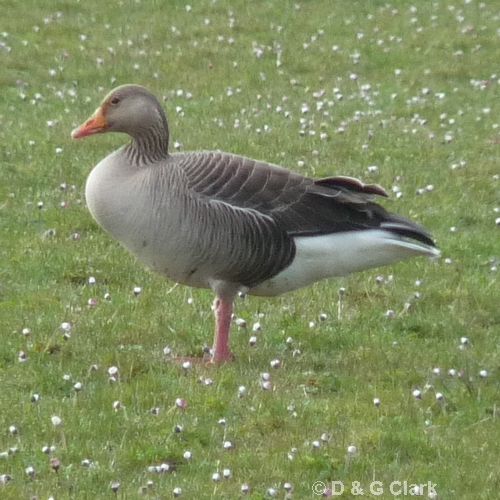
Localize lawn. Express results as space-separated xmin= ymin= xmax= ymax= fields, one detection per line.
xmin=1 ymin=0 xmax=499 ymax=498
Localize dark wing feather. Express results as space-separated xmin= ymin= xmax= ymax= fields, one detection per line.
xmin=176 ymin=151 xmax=436 ymax=248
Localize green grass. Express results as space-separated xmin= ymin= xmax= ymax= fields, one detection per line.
xmin=1 ymin=0 xmax=500 ymax=498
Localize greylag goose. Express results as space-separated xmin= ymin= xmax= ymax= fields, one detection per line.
xmin=72 ymin=84 xmax=439 ymax=362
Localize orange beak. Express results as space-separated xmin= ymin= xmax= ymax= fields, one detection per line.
xmin=71 ymin=106 xmax=108 ymax=139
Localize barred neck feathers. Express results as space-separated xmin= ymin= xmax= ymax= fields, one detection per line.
xmin=126 ymin=117 xmax=170 ymax=165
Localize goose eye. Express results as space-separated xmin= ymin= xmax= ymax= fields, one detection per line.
xmin=110 ymin=97 xmax=120 ymax=105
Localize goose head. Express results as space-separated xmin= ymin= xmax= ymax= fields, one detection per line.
xmin=72 ymin=84 xmax=169 ymax=141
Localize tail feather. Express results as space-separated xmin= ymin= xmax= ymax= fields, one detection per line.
xmin=381 ymin=219 xmax=437 ymax=249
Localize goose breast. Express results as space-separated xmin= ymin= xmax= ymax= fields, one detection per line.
xmin=85 ymin=150 xmax=295 ymax=291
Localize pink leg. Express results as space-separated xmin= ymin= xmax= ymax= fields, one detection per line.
xmin=211 ymin=297 xmax=234 ymax=362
